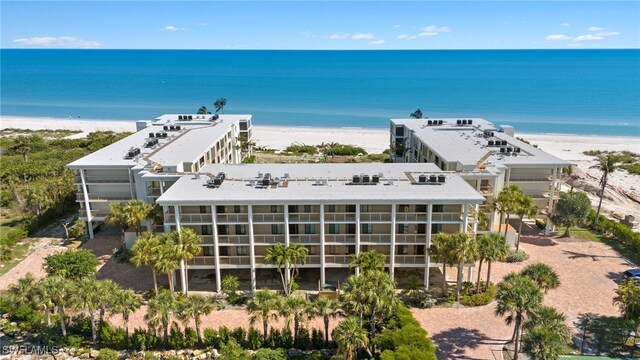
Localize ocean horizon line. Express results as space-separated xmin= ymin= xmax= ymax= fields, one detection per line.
xmin=2 ymin=48 xmax=640 ymax=52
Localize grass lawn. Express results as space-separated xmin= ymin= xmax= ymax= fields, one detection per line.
xmin=0 ymin=238 xmax=36 ymax=277
xmin=561 ymin=357 xmax=635 ymax=360
xmin=557 ymin=226 xmax=639 ymax=266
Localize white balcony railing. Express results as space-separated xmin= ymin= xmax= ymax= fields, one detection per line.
xmin=431 ymin=212 xmax=464 ymax=222
xmin=395 ymin=255 xmax=426 ymax=264
xmin=165 ymin=214 xmax=213 ymax=223
xmin=359 ymin=213 xmax=392 ymax=222
xmin=218 ymin=235 xmax=250 ymax=245
xmin=289 ymin=234 xmax=321 ymax=243
xmin=218 ymin=256 xmax=251 ymax=265
xmin=396 ymin=213 xmax=428 ymax=222
xmin=360 ymin=234 xmax=390 ymax=243
xmin=324 ymin=255 xmax=351 ymax=264
xmin=252 ymin=213 xmax=285 ymax=222
xmin=217 ymin=214 xmax=249 ymax=223
xmin=395 ymin=234 xmax=427 ymax=244
xmin=324 ymin=213 xmax=356 ymax=222
xmin=254 ymin=234 xmax=285 ymax=244
xmin=324 ymin=234 xmax=356 ymax=243
xmin=288 ymin=213 xmax=321 ymax=222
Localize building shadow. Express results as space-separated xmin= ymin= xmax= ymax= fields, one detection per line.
xmin=520 ymin=235 xmax=557 ymax=247
xmin=432 ymin=327 xmax=506 ymax=359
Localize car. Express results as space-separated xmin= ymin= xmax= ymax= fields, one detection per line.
xmin=622 ymin=269 xmax=640 ymax=281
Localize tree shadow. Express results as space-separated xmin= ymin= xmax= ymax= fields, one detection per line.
xmin=520 ymin=236 xmax=557 ymax=247
xmin=562 ymin=250 xmax=626 ymax=262
xmin=605 ymin=271 xmax=623 ymax=283
xmin=431 ymin=327 xmax=506 ymax=359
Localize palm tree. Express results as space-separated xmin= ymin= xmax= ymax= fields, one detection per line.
xmin=131 ymin=232 xmax=160 ymax=295
xmin=110 ymin=288 xmax=141 ymax=344
xmin=448 ymin=233 xmax=478 ymax=302
xmin=495 ymin=273 xmax=543 ymax=360
xmin=105 ymin=202 xmax=133 ymax=243
xmin=401 ymin=274 xmax=424 ymax=303
xmin=8 ymin=273 xmax=51 ymax=327
xmin=72 ymin=278 xmax=101 ymax=346
xmin=214 ymin=97 xmax=227 ymax=113
xmin=10 ymin=135 xmax=32 ymax=162
xmin=42 ymin=276 xmax=73 ymax=337
xmin=498 ymin=185 xmax=524 ymax=238
xmin=613 ymin=279 xmax=640 ymax=321
xmin=431 ymin=233 xmax=455 ymax=296
xmin=168 ymin=228 xmax=202 ymax=294
xmin=144 ymin=289 xmax=177 ymax=344
xmin=481 ymin=233 xmax=509 ymax=290
xmin=523 ymin=306 xmax=571 ymax=360
xmin=126 ymin=200 xmax=153 ymax=236
xmin=154 ymin=240 xmax=180 ymax=293
xmin=313 ymin=296 xmax=341 ymax=346
xmin=177 ymin=294 xmax=214 ymax=344
xmin=96 ymin=279 xmax=119 ymax=325
xmin=332 ymin=317 xmax=372 ymax=360
xmin=348 ymin=250 xmax=386 ymax=275
xmin=590 ymin=154 xmax=620 ymax=228
xmin=221 ymin=274 xmax=240 ymax=298
xmin=514 ymin=195 xmax=538 ymax=251
xmin=246 ymin=289 xmax=280 ymax=343
xmin=284 ymin=295 xmax=312 ymax=346
xmin=520 ymin=263 xmax=560 ymax=294
xmin=409 ymin=109 xmax=423 ymax=119
xmin=197 ymin=106 xmax=211 ymax=114
xmin=264 ymin=243 xmax=309 ymax=296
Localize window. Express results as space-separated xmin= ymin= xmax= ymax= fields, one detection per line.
xmin=289 ymin=224 xmax=299 ymax=235
xmin=431 ymin=223 xmax=442 ymax=234
xmin=346 ymin=205 xmax=356 ymax=213
xmin=361 ymin=224 xmax=373 ymax=234
xmin=308 ymin=246 xmax=316 ymax=255
xmin=203 ymin=247 xmax=214 ymax=256
xmin=326 ymin=205 xmax=336 ymax=213
xmin=347 ymin=245 xmax=356 ymax=254
xmin=201 ymin=225 xmax=212 ymax=235
xmin=235 ymin=224 xmax=246 ymax=235
xmin=395 ymin=126 xmax=405 ymax=137
xmin=398 ymin=205 xmax=410 ymax=213
xmin=270 ymin=205 xmax=279 ymax=213
xmin=417 ymin=224 xmax=426 ymax=234
xmin=416 ymin=205 xmax=427 ymax=213
xmin=199 ymin=156 xmax=205 ymax=166
xmin=240 ymin=122 xmax=248 ymax=131
xmin=216 ymin=206 xmax=226 ymax=214
xmin=397 ymin=224 xmax=409 ymax=234
xmin=305 ymin=224 xmax=316 ymax=234
xmin=219 ymin=247 xmax=228 ymax=256
xmin=397 ymin=245 xmax=408 ymax=255
xmin=234 ymin=205 xmax=242 ymax=214
xmin=200 ymin=206 xmax=210 ymax=214
xmin=346 ymin=224 xmax=356 ymax=234
xmin=416 ymin=245 xmax=425 ymax=255
xmin=304 ymin=205 xmax=312 ymax=213
xmin=433 ymin=205 xmax=444 ymax=213
xmin=328 ymin=224 xmax=340 ymax=234
xmin=236 ymin=246 xmax=247 ymax=256
xmin=288 ymin=205 xmax=298 ymax=213
xmin=271 ymin=224 xmax=283 ymax=234
xmin=217 ymin=225 xmax=228 ymax=235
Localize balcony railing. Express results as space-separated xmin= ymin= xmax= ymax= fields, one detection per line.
xmin=396 ymin=213 xmax=428 ymax=222
xmin=77 ymin=193 xmax=132 ymax=201
xmin=359 ymin=213 xmax=392 ymax=222
xmin=254 ymin=234 xmax=285 ymax=244
xmin=324 ymin=213 xmax=356 ymax=222
xmin=201 ymin=235 xmax=214 ymax=245
xmin=325 ymin=255 xmax=351 ymax=264
xmin=252 ymin=213 xmax=285 ymax=222
xmin=188 ymin=257 xmax=215 ymax=266
xmin=324 ymin=234 xmax=356 ymax=243
xmin=218 ymin=235 xmax=250 ymax=245
xmin=288 ymin=213 xmax=320 ymax=222
xmin=165 ymin=214 xmax=213 ymax=223
xmin=431 ymin=212 xmax=464 ymax=222
xmin=215 ymin=214 xmax=248 ymax=223
xmin=479 ymin=186 xmax=493 ymax=195
xmin=146 ymin=188 xmax=162 ymax=197
xmin=395 ymin=255 xmax=425 ymax=264
xmin=218 ymin=256 xmax=251 ymax=265
xmin=289 ymin=234 xmax=320 ymax=243
xmin=395 ymin=234 xmax=427 ymax=244
xmin=79 ymin=210 xmax=107 ymax=218
xmin=74 ymin=175 xmax=130 ymax=184
xmin=510 ymin=176 xmax=551 ymax=182
xmin=360 ymin=234 xmax=390 ymax=243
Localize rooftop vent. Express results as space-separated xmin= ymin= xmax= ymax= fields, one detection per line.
xmin=178 ymin=115 xmax=183 ymax=120
xmin=144 ymin=138 xmax=158 ymax=148
xmin=457 ymin=120 xmax=462 ymax=125
xmin=427 ymin=120 xmax=433 ymax=125
xmin=419 ymin=174 xmax=427 ymax=183
xmin=213 ymin=172 xmax=226 ymax=186
xmin=125 ymin=147 xmax=141 ymax=159
xmin=149 ymin=132 xmax=155 ymax=138
xmin=284 ymin=173 xmax=290 ymax=178
xmin=212 ymin=114 xmax=219 ymax=121
xmin=163 ymin=125 xmax=169 ymax=131
xmin=169 ymin=125 xmax=175 ymax=131
xmin=162 ymin=132 xmax=168 ymax=138
xmin=468 ymin=119 xmax=473 ymax=125
xmin=506 ymin=147 xmax=513 ymax=152
xmin=429 ymin=175 xmax=437 ymax=183
xmin=188 ymin=115 xmax=193 ymax=120
xmin=175 ymin=125 xmax=181 ymax=130
xmin=352 ymin=174 xmax=361 ymax=183
xmin=500 ymin=147 xmax=506 ymax=153
xmin=462 ymin=120 xmax=468 ymax=125
xmin=372 ymin=174 xmax=380 ymax=183
xmin=488 ymin=140 xmax=495 ymax=146
xmin=438 ymin=174 xmax=446 ymax=183
xmin=362 ymin=175 xmax=370 ymax=183
xmin=502 ymin=140 xmax=507 ymax=146
xmin=438 ymin=120 xmax=443 ymax=125
xmin=515 ymin=147 xmax=521 ymax=153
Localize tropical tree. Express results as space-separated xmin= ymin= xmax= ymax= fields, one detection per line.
xmin=221 ymin=274 xmax=240 ymax=298
xmin=401 ymin=274 xmax=424 ymax=303
xmin=613 ymin=279 xmax=640 ymax=322
xmin=177 ymin=294 xmax=214 ymax=344
xmin=169 ymin=228 xmax=202 ymax=294
xmin=523 ymin=306 xmax=571 ymax=360
xmin=514 ymin=195 xmax=538 ymax=251
xmin=333 ymin=317 xmax=372 ymax=360
xmin=246 ymin=289 xmax=280 ymax=343
xmin=590 ymin=154 xmax=620 ymax=228
xmin=42 ymin=276 xmax=74 ymax=337
xmin=126 ymin=200 xmax=153 ymax=236
xmin=43 ymin=249 xmax=99 ymax=280
xmin=155 ymin=234 xmax=180 ymax=293
xmin=495 ymin=273 xmax=543 ymax=360
xmin=131 ymin=232 xmax=160 ymax=295
xmin=313 ymin=296 xmax=341 ymax=346
xmin=448 ymin=233 xmax=478 ymax=302
xmin=197 ymin=106 xmax=211 ymax=114
xmin=214 ymin=97 xmax=227 ymax=113
xmin=520 ymin=263 xmax=560 ymax=294
xmin=110 ymin=288 xmax=141 ymax=344
xmin=9 ymin=135 xmax=33 ymax=162
xmin=72 ymin=277 xmax=101 ymax=346
xmin=284 ymin=295 xmax=312 ymax=346
xmin=144 ymin=289 xmax=178 ymax=344
xmin=7 ymin=273 xmax=51 ymax=327
xmin=105 ymin=202 xmax=133 ymax=243
xmin=264 ymin=243 xmax=309 ymax=296
xmin=499 ymin=185 xmax=525 ymax=238
xmin=409 ymin=109 xmax=423 ymax=119
xmin=96 ymin=279 xmax=119 ymax=325
xmin=431 ymin=233 xmax=455 ymax=296
xmin=348 ymin=250 xmax=386 ymax=275
xmin=551 ymin=191 xmax=591 ymax=237
xmin=475 ymin=232 xmax=508 ymax=293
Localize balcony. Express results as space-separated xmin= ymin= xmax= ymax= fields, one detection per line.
xmin=324 ymin=213 xmax=356 ymax=222
xmin=218 ymin=235 xmax=250 ymax=245
xmin=395 ymin=255 xmax=426 ymax=264
xmin=218 ymin=256 xmax=251 ymax=266
xmin=479 ymin=186 xmax=493 ymax=195
xmin=509 ymin=176 xmax=551 ymax=182
xmin=359 ymin=213 xmax=392 ymax=222
xmin=252 ymin=213 xmax=285 ymax=222
xmin=188 ymin=257 xmax=215 ymax=266
xmin=254 ymin=234 xmax=285 ymax=244
xmin=165 ymin=214 xmax=213 ymax=223
xmin=79 ymin=209 xmax=107 ymax=218
xmin=289 ymin=234 xmax=320 ymax=244
xmin=396 ymin=213 xmax=428 ymax=222
xmin=217 ymin=214 xmax=249 ymax=223
xmin=325 ymin=255 xmax=351 ymax=265
xmin=289 ymin=213 xmax=320 ymax=222
xmin=74 ymin=175 xmax=130 ymax=184
xmin=395 ymin=234 xmax=427 ymax=244
xmin=146 ymin=188 xmax=162 ymax=197
xmin=360 ymin=234 xmax=390 ymax=244
xmin=324 ymin=234 xmax=356 ymax=244
xmin=76 ymin=193 xmax=132 ymax=201
xmin=431 ymin=212 xmax=464 ymax=222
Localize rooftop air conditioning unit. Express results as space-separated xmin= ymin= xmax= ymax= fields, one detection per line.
xmin=372 ymin=175 xmax=380 ymax=183
xmin=457 ymin=120 xmax=462 ymax=125
xmin=427 ymin=120 xmax=433 ymax=125
xmin=353 ymin=175 xmax=360 ymax=183
xmin=419 ymin=174 xmax=427 ymax=183
xmin=429 ymin=175 xmax=437 ymax=183
xmin=438 ymin=175 xmax=445 ymax=183
xmin=468 ymin=119 xmax=473 ymax=125
xmin=178 ymin=115 xmax=183 ymax=120
xmin=362 ymin=175 xmax=370 ymax=183
xmin=438 ymin=120 xmax=443 ymax=125
xmin=149 ymin=132 xmax=155 ymax=138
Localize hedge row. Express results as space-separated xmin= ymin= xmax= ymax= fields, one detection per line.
xmin=375 ymin=305 xmax=437 ymax=360
xmin=589 ymin=209 xmax=640 ymax=255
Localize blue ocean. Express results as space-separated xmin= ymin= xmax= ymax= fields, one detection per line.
xmin=1 ymin=49 xmax=639 ymax=136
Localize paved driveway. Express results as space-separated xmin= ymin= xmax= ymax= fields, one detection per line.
xmin=412 ymin=234 xmax=635 ymax=359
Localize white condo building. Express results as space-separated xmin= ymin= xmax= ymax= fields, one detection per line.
xmin=389 ymin=118 xmax=570 ymax=232
xmin=68 ymin=114 xmax=253 ymax=238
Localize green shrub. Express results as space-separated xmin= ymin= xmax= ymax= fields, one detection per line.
xmin=62 ymin=334 xmax=84 ymax=348
xmin=168 ymin=327 xmax=184 ymax=349
xmin=332 ymin=144 xmax=367 ymax=156
xmin=247 ymin=327 xmax=262 ymax=350
xmin=281 ymin=327 xmax=293 ymax=349
xmin=460 ymin=284 xmax=497 ymax=307
xmin=68 ymin=314 xmax=92 ymax=337
xmin=266 ymin=328 xmax=281 ymax=349
xmin=0 ymin=226 xmax=27 ymax=247
xmin=218 ymin=325 xmax=232 ymax=345
xmin=506 ymin=250 xmax=529 ymax=263
xmin=100 ymin=324 xmax=127 ymax=349
xmin=131 ymin=328 xmax=158 ymax=351
xmin=231 ymin=326 xmax=247 ymax=348
xmin=285 ymin=144 xmax=318 ymax=155
xmin=219 ymin=339 xmax=251 ymax=360
xmin=296 ymin=327 xmax=311 ymax=350
xmin=251 ymin=348 xmax=287 ymax=360
xmin=375 ymin=305 xmax=437 ymax=360
xmin=183 ymin=327 xmax=198 ymax=348
xmin=311 ymin=328 xmax=324 ymax=350
xmin=292 ymin=351 xmax=325 ymax=360
xmin=203 ymin=328 xmax=220 ymax=348
xmin=43 ymin=249 xmax=99 ymax=279
xmin=96 ymin=348 xmax=119 ymax=360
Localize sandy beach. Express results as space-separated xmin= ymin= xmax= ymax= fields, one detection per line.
xmin=2 ymin=115 xmax=639 ymax=222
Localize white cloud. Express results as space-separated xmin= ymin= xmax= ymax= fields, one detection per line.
xmin=560 ymin=22 xmax=570 ymax=27
xmin=160 ymin=25 xmax=184 ymax=32
xmin=351 ymin=33 xmax=375 ymax=40
xmin=595 ymin=31 xmax=620 ymax=37
xmin=198 ymin=22 xmax=208 ymax=27
xmin=574 ymin=34 xmax=604 ymax=42
xmin=397 ymin=34 xmax=417 ymax=40
xmin=13 ymin=36 xmax=102 ymax=48
xmin=369 ymin=40 xmax=385 ymax=46
xmin=588 ymin=26 xmax=605 ymax=32
xmin=327 ymin=33 xmax=350 ymax=40
xmin=418 ymin=25 xmax=451 ymax=37
xmin=546 ymin=34 xmax=570 ymax=41
xmin=393 ymin=25 xmax=401 ymax=29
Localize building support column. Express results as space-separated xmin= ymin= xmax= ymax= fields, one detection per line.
xmin=212 ymin=205 xmax=221 ymax=292
xmin=546 ymin=167 xmax=558 ymax=235
xmin=505 ymin=167 xmax=511 ymax=187
xmin=457 ymin=205 xmax=469 ymax=293
xmin=248 ymin=205 xmax=257 ymax=292
xmin=175 ymin=206 xmax=187 ymax=294
xmin=390 ymin=203 xmax=397 ymax=280
xmin=284 ymin=204 xmax=290 ymax=286
xmin=355 ymin=203 xmax=361 ymax=277
xmin=424 ymin=204 xmax=433 ymax=289
xmin=320 ymin=203 xmax=326 ymax=286
xmin=79 ymin=168 xmax=94 ymax=239
xmin=473 ymin=204 xmax=479 ymax=234
xmin=467 ymin=266 xmax=474 ymax=282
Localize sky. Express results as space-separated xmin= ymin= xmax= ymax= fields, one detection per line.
xmin=1 ymin=1 xmax=639 ymax=50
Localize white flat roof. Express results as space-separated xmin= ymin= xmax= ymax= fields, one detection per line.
xmin=392 ymin=118 xmax=570 ymax=169
xmin=157 ymin=163 xmax=486 ymax=205
xmin=68 ymin=114 xmax=251 ymax=169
